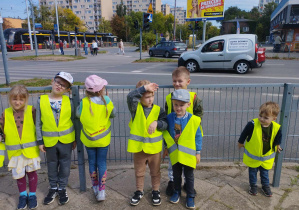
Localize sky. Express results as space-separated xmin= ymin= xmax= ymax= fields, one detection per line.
xmin=0 ymin=0 xmax=259 ymax=20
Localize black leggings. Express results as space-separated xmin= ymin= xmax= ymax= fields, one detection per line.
xmin=93 ymin=48 xmax=97 ymax=55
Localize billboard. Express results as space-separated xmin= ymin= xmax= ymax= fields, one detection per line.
xmin=186 ymin=0 xmax=225 ymax=21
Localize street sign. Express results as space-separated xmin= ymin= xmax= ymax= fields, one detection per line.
xmin=0 ymin=16 xmax=3 ymax=24
xmin=147 ymin=3 xmax=153 ymax=14
xmin=149 ymin=14 xmax=153 ymax=23
xmin=54 ymin=24 xmax=58 ymax=31
xmin=35 ymin=23 xmax=42 ymax=29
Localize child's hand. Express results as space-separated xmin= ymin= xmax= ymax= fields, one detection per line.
xmin=144 ymin=83 xmax=159 ymax=93
xmin=72 ymin=141 xmax=77 ymax=150
xmin=162 ymin=148 xmax=168 ymax=162
xmin=277 ymin=145 xmax=283 ymax=153
xmin=148 ymin=121 xmax=157 ymax=134
xmin=39 ymin=145 xmax=46 ymax=153
xmin=238 ymin=143 xmax=244 ymax=148
xmin=196 ymin=154 xmax=201 ymax=164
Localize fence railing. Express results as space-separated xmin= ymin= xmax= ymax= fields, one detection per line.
xmin=0 ymin=83 xmax=298 ymax=190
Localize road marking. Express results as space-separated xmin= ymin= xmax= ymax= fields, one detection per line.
xmin=131 ymin=70 xmax=142 ymax=72
xmin=264 ymin=64 xmax=285 ymax=66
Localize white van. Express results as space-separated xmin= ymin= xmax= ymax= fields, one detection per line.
xmin=178 ymin=34 xmax=260 ymax=74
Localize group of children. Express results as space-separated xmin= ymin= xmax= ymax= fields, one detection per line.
xmin=0 ymin=67 xmax=283 ymax=209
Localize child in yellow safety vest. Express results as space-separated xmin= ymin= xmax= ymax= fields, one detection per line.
xmin=127 ymin=80 xmax=168 ymax=206
xmin=76 ymin=75 xmax=115 ymax=201
xmin=36 ymin=72 xmax=76 ymax=206
xmin=238 ymin=101 xmax=283 ymax=197
xmin=163 ymin=89 xmax=202 ymax=209
xmin=164 ymin=66 xmax=203 ymax=197
xmin=0 ymin=85 xmax=40 ymax=210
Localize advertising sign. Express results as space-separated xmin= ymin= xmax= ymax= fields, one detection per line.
xmin=228 ymin=39 xmax=249 ymax=50
xmin=186 ymin=0 xmax=225 ymax=21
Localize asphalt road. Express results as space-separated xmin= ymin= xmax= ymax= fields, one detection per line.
xmin=1 ymin=46 xmax=299 ymax=85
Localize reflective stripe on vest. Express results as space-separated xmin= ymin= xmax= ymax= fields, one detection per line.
xmin=42 ymin=126 xmax=74 ymax=137
xmin=168 ymin=144 xmax=196 ymax=157
xmin=5 ymin=141 xmax=38 ymax=150
xmin=166 ymin=92 xmax=196 ymax=115
xmin=128 ymin=134 xmax=162 ymax=143
xmin=0 ymin=150 xmax=4 ymax=156
xmin=244 ymin=148 xmax=276 ymax=162
xmin=127 ymin=102 xmax=163 ymax=154
xmin=82 ymin=126 xmax=111 ymax=141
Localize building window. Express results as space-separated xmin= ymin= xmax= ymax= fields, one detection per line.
xmin=49 ymin=1 xmax=53 ymax=5
xmin=89 ymin=16 xmax=93 ymax=19
xmin=87 ymin=10 xmax=91 ymax=13
xmin=81 ymin=5 xmax=85 ymax=8
xmin=243 ymin=27 xmax=249 ymax=32
xmin=73 ymin=5 xmax=77 ymax=8
xmin=75 ymin=11 xmax=81 ymax=14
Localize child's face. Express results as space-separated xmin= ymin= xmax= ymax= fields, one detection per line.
xmin=172 ymin=75 xmax=191 ymax=90
xmin=140 ymin=92 xmax=154 ymax=108
xmin=51 ymin=77 xmax=70 ymax=95
xmin=192 ymin=0 xmax=198 ymax=8
xmin=258 ymin=113 xmax=277 ymax=127
xmin=173 ymin=100 xmax=190 ymax=117
xmin=11 ymin=95 xmax=26 ymax=111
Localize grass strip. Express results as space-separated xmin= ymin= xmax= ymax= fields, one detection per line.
xmin=134 ymin=58 xmax=177 ymax=63
xmin=10 ymin=55 xmax=86 ymax=61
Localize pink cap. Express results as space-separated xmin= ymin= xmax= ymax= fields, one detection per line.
xmin=85 ymin=75 xmax=107 ymax=93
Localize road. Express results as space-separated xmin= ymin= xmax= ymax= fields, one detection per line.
xmin=1 ymin=47 xmax=299 ymax=85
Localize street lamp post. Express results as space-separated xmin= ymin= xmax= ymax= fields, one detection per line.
xmin=54 ymin=0 xmax=60 ymax=40
xmin=173 ymin=0 xmax=176 ymax=41
xmin=25 ymin=0 xmax=33 ymax=50
xmin=29 ymin=0 xmax=38 ymax=56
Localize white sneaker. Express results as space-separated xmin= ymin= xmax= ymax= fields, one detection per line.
xmin=96 ymin=190 xmax=105 ymax=201
xmin=92 ymin=186 xmax=98 ymax=196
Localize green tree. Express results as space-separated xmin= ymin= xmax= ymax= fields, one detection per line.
xmin=257 ymin=2 xmax=277 ymax=41
xmin=98 ymin=17 xmax=112 ymax=33
xmin=111 ymin=15 xmax=126 ymax=41
xmin=116 ymin=0 xmax=127 ymax=17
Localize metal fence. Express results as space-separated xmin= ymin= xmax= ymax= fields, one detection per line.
xmin=0 ymin=83 xmax=298 ymax=190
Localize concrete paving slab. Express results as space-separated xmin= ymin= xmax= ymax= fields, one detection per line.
xmin=200 ymin=199 xmax=234 ymax=210
xmin=280 ymin=189 xmax=299 ymax=209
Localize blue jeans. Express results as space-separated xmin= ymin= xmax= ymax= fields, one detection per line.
xmin=84 ymin=47 xmax=88 ymax=55
xmin=60 ymin=47 xmax=64 ymax=55
xmin=249 ymin=166 xmax=269 ymax=186
xmin=86 ymin=146 xmax=109 ymax=190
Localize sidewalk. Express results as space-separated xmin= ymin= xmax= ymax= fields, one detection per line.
xmin=263 ymin=46 xmax=299 ymax=59
xmin=0 ymin=162 xmax=298 ymax=209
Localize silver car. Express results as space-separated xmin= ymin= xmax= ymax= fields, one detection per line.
xmin=178 ymin=34 xmax=259 ymax=74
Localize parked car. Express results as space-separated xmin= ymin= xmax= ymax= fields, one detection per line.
xmin=149 ymin=41 xmax=187 ymax=58
xmin=178 ymin=34 xmax=262 ymax=74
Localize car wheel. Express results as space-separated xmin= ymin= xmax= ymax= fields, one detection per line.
xmin=234 ymin=61 xmax=249 ymax=74
xmin=149 ymin=50 xmax=154 ymax=57
xmin=165 ymin=51 xmax=171 ymax=58
xmin=185 ymin=60 xmax=199 ymax=73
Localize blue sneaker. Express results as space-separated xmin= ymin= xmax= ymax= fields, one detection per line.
xmin=17 ymin=195 xmax=28 ymax=210
xmin=28 ymin=195 xmax=38 ymax=209
xmin=186 ymin=195 xmax=195 ymax=209
xmin=169 ymin=190 xmax=180 ymax=204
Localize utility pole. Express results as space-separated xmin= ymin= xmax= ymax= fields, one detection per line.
xmin=29 ymin=0 xmax=38 ymax=56
xmin=25 ymin=0 xmax=33 ymax=50
xmin=173 ymin=0 xmax=176 ymax=41
xmin=0 ymin=14 xmax=10 ymax=85
xmin=202 ymin=19 xmax=207 ymax=43
xmin=54 ymin=0 xmax=60 ymax=40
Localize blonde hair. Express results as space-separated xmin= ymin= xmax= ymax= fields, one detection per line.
xmin=136 ymin=80 xmax=150 ymax=88
xmin=8 ymin=85 xmax=29 ymax=111
xmin=259 ymin=101 xmax=280 ymax=117
xmin=172 ymin=66 xmax=190 ymax=80
xmin=85 ymin=88 xmax=108 ymax=117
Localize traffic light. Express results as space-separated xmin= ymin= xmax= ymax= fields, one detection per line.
xmin=195 ymin=21 xmax=201 ymax=30
xmin=75 ymin=27 xmax=78 ymax=34
xmin=143 ymin=13 xmax=151 ymax=30
xmin=51 ymin=29 xmax=55 ymax=34
xmin=188 ymin=24 xmax=193 ymax=30
xmin=134 ymin=20 xmax=139 ymax=29
xmin=94 ymin=30 xmax=97 ymax=35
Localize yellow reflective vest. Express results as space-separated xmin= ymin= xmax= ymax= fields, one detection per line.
xmin=4 ymin=106 xmax=39 ymax=160
xmin=40 ymin=95 xmax=75 ymax=147
xmin=163 ymin=115 xmax=202 ymax=169
xmin=127 ymin=102 xmax=163 ymax=154
xmin=166 ymin=92 xmax=196 ymax=115
xmin=80 ymin=97 xmax=114 ymax=147
xmin=0 ymin=142 xmax=5 ymax=167
xmin=243 ymin=118 xmax=281 ymax=170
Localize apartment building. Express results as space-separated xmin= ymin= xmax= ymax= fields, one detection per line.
xmin=171 ymin=7 xmax=186 ymax=24
xmin=39 ymin=0 xmax=113 ymax=31
xmin=161 ymin=4 xmax=170 ymax=16
xmin=112 ymin=0 xmax=161 ymax=14
xmin=258 ymin=0 xmax=282 ymax=12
